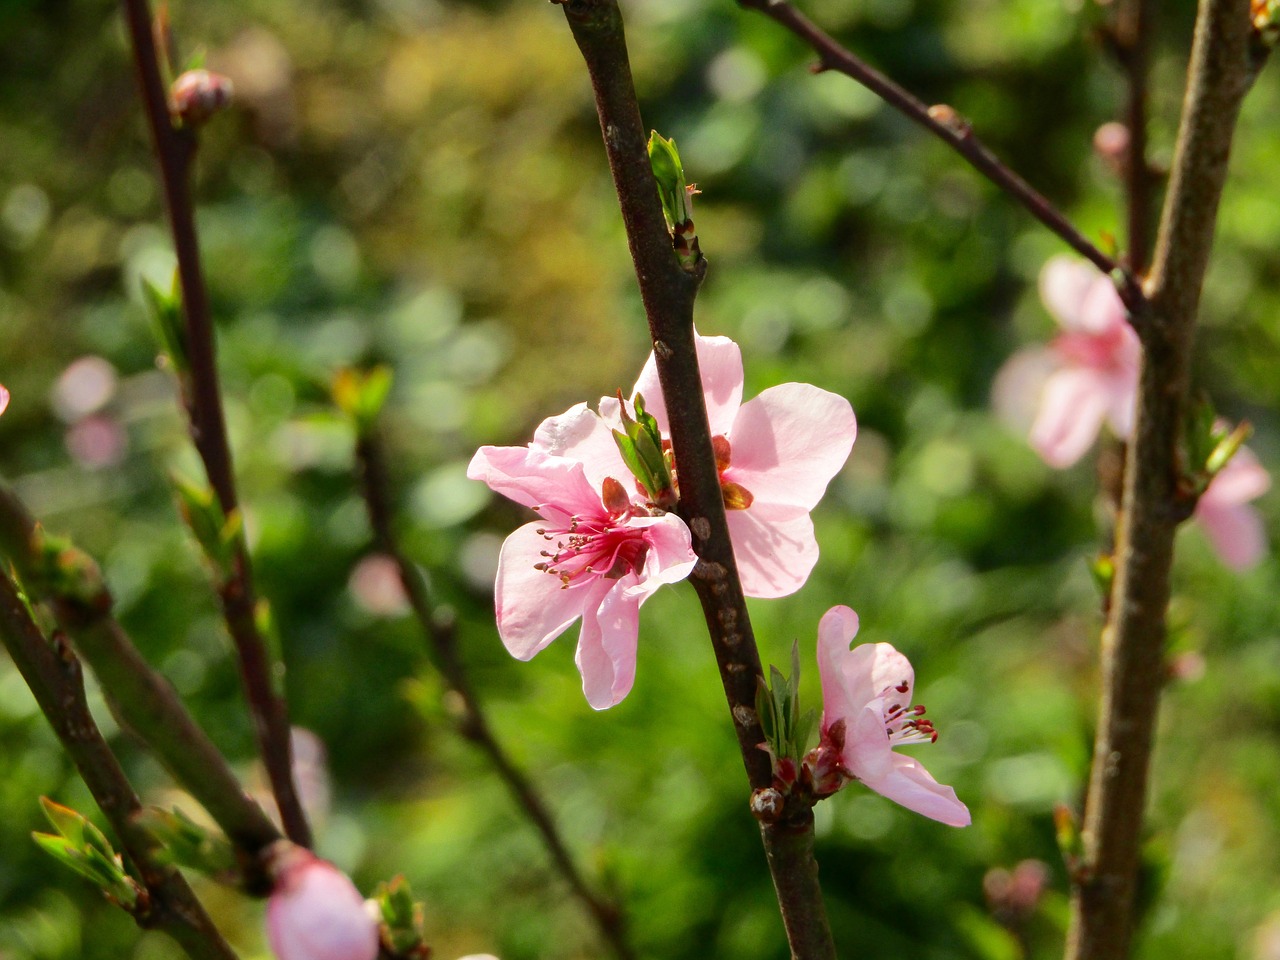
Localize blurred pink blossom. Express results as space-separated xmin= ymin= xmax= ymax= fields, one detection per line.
xmin=605 ymin=332 xmax=856 ymax=598
xmin=468 ymin=405 xmax=697 ymax=709
xmin=0 ymin=384 xmax=8 ymax=417
xmin=1195 ymin=443 xmax=1270 ymax=570
xmin=810 ymin=605 xmax=970 ymax=827
xmin=994 ymin=256 xmax=1140 ymax=468
xmin=265 ymin=843 xmax=378 ymax=960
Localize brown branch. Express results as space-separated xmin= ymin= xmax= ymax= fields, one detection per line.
xmin=119 ymin=0 xmax=310 ymax=848
xmin=1067 ymin=0 xmax=1252 ymax=956
xmin=555 ymin=0 xmax=834 ymax=955
xmin=1115 ymin=0 xmax=1156 ymax=273
xmin=354 ymin=431 xmax=637 ymax=960
xmin=734 ymin=0 xmax=1144 ymax=311
xmin=0 ymin=570 xmax=239 ymax=960
xmin=0 ymin=482 xmax=282 ymax=866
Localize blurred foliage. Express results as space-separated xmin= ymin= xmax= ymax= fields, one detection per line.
xmin=2 ymin=0 xmax=1280 ymax=958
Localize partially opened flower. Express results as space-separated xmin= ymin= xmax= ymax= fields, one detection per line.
xmin=468 ymin=404 xmax=697 ymax=709
xmin=810 ymin=605 xmax=969 ymax=827
xmin=265 ymin=843 xmax=379 ymax=960
xmin=1195 ymin=444 xmax=1270 ymax=570
xmin=606 ymin=333 xmax=856 ymax=598
xmin=994 ymin=256 xmax=1140 ymax=468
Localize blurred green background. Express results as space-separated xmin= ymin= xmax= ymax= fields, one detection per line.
xmin=2 ymin=0 xmax=1280 ymax=957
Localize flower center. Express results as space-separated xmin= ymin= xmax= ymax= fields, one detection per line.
xmin=531 ymin=481 xmax=651 ymax=588
xmin=880 ymin=680 xmax=938 ymax=746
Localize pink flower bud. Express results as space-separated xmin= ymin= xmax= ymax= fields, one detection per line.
xmin=170 ymin=69 xmax=234 ymax=127
xmin=0 ymin=384 xmax=9 ymax=417
xmin=265 ymin=843 xmax=379 ymax=960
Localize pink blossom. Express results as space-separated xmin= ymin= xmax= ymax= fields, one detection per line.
xmin=994 ymin=256 xmax=1140 ymax=468
xmin=811 ymin=605 xmax=970 ymax=827
xmin=0 ymin=384 xmax=9 ymax=417
xmin=468 ymin=404 xmax=697 ymax=709
xmin=605 ymin=333 xmax=856 ymax=598
xmin=265 ymin=843 xmax=379 ymax=960
xmin=1195 ymin=444 xmax=1270 ymax=570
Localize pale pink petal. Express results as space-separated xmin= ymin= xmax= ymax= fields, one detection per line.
xmin=1039 ymin=256 xmax=1097 ymax=332
xmin=866 ymin=644 xmax=915 ymax=712
xmin=1202 ymin=446 xmax=1270 ymax=505
xmin=1029 ymin=367 xmax=1112 ymax=468
xmin=626 ymin=513 xmax=697 ymax=601
xmin=494 ymin=523 xmax=591 ymax=659
xmin=1195 ymin=500 xmax=1267 ymax=570
xmin=725 ymin=506 xmax=817 ymax=599
xmin=531 ymin=403 xmax=629 ymax=492
xmin=992 ymin=348 xmax=1056 ymax=434
xmin=0 ymin=385 xmax=8 ymax=417
xmin=862 ymin=753 xmax=971 ymax=827
xmin=726 ymin=384 xmax=856 ymax=512
xmin=816 ymin=605 xmax=864 ymax=726
xmin=631 ymin=333 xmax=744 ymax=437
xmin=575 ymin=579 xmax=640 ymax=709
xmin=1102 ymin=367 xmax=1139 ymax=440
xmin=467 ymin=445 xmax=599 ymax=515
xmin=843 ymin=700 xmax=894 ymax=781
xmin=1077 ymin=275 xmax=1128 ymax=336
xmin=265 ymin=847 xmax=379 ymax=960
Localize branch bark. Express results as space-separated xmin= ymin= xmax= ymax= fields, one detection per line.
xmin=0 ymin=482 xmax=283 ymax=864
xmin=355 ymin=430 xmax=636 ymax=960
xmin=556 ymin=1 xmax=834 ymax=955
xmin=734 ymin=0 xmax=1144 ymax=310
xmin=119 ymin=0 xmax=310 ymax=848
xmin=1067 ymin=0 xmax=1252 ymax=956
xmin=0 ymin=570 xmax=239 ymax=960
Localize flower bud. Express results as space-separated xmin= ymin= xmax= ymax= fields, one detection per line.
xmin=0 ymin=384 xmax=9 ymax=416
xmin=1092 ymin=122 xmax=1130 ymax=176
xmin=170 ymin=69 xmax=234 ymax=127
xmin=265 ymin=842 xmax=379 ymax=960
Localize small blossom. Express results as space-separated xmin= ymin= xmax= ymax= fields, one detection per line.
xmin=468 ymin=404 xmax=697 ymax=709
xmin=1195 ymin=443 xmax=1270 ymax=570
xmin=810 ymin=605 xmax=969 ymax=826
xmin=994 ymin=256 xmax=1140 ymax=468
xmin=605 ymin=332 xmax=856 ymax=598
xmin=265 ymin=843 xmax=379 ymax=960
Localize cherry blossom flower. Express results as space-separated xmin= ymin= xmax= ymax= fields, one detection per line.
xmin=468 ymin=404 xmax=697 ymax=709
xmin=993 ymin=256 xmax=1140 ymax=468
xmin=0 ymin=384 xmax=9 ymax=417
xmin=809 ymin=605 xmax=970 ymax=827
xmin=1195 ymin=444 xmax=1270 ymax=570
xmin=605 ymin=333 xmax=856 ymax=598
xmin=265 ymin=843 xmax=379 ymax=960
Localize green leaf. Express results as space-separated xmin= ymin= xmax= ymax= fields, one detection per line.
xmin=333 ymin=366 xmax=394 ymax=434
xmin=141 ymin=270 xmax=189 ymax=373
xmin=136 ymin=807 xmax=237 ymax=878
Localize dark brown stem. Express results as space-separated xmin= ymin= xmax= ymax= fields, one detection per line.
xmin=354 ymin=432 xmax=637 ymax=960
xmin=0 ymin=570 xmax=239 ymax=960
xmin=1067 ymin=0 xmax=1252 ymax=956
xmin=0 ymin=482 xmax=282 ymax=864
xmin=119 ymin=0 xmax=310 ymax=848
xmin=734 ymin=0 xmax=1144 ymax=311
xmin=1116 ymin=0 xmax=1155 ymax=272
xmin=556 ymin=0 xmax=834 ymax=955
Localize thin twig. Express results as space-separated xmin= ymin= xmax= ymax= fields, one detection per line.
xmin=1115 ymin=0 xmax=1156 ymax=273
xmin=734 ymin=0 xmax=1145 ymax=311
xmin=1067 ymin=0 xmax=1252 ymax=957
xmin=0 ymin=569 xmax=240 ymax=960
xmin=119 ymin=0 xmax=310 ymax=848
xmin=555 ymin=0 xmax=835 ymax=955
xmin=0 ymin=482 xmax=283 ymax=868
xmin=354 ymin=431 xmax=637 ymax=960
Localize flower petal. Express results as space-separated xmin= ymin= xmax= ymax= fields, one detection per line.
xmin=992 ymin=347 xmax=1056 ymax=434
xmin=1039 ymin=256 xmax=1097 ymax=332
xmin=575 ymin=579 xmax=640 ymax=709
xmin=627 ymin=512 xmax=697 ymax=601
xmin=1201 ymin=446 xmax=1270 ymax=506
xmin=266 ymin=850 xmax=379 ymax=960
xmin=816 ymin=605 xmax=864 ymax=729
xmin=630 ymin=332 xmax=744 ymax=437
xmin=1078 ymin=274 xmax=1128 ymax=336
xmin=1194 ymin=499 xmax=1268 ymax=570
xmin=862 ymin=753 xmax=971 ymax=827
xmin=725 ymin=506 xmax=818 ymax=599
xmin=467 ymin=445 xmax=599 ymax=515
xmin=531 ymin=403 xmax=630 ymax=493
xmin=0 ymin=384 xmax=9 ymax=417
xmin=493 ymin=523 xmax=589 ymax=659
xmin=1029 ymin=367 xmax=1112 ymax=467
xmin=726 ymin=384 xmax=856 ymax=512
